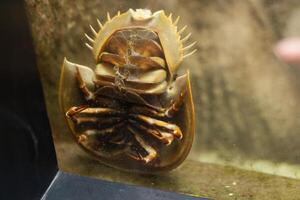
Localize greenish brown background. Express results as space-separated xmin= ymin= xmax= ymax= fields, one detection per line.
xmin=25 ymin=0 xmax=300 ymax=199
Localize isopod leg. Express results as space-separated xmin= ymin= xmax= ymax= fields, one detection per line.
xmin=161 ymin=73 xmax=189 ymax=117
xmin=73 ymin=107 xmax=123 ymax=116
xmin=128 ymin=87 xmax=186 ymax=118
xmin=129 ymin=119 xmax=174 ymax=145
xmin=77 ymin=122 xmax=125 ymax=142
xmin=72 ymin=116 xmax=122 ymax=127
xmin=131 ymin=114 xmax=183 ymax=139
xmin=129 ymin=105 xmax=165 ymax=118
xmin=66 ymin=106 xmax=122 ymax=119
xmin=76 ymin=67 xmax=95 ymax=101
xmin=66 ymin=105 xmax=89 ymax=117
xmin=163 ymin=88 xmax=187 ymax=117
xmin=127 ymin=125 xmax=157 ymax=163
xmin=66 ymin=106 xmax=124 ymax=133
xmin=78 ymin=130 xmax=128 ymax=157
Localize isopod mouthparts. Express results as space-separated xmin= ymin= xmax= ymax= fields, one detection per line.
xmin=59 ymin=9 xmax=196 ymax=173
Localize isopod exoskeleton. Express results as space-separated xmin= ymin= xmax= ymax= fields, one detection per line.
xmin=59 ymin=9 xmax=196 ymax=173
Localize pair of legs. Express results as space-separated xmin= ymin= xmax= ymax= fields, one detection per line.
xmin=65 ymin=67 xmax=183 ymax=163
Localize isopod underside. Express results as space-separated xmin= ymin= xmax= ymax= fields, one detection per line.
xmin=59 ymin=9 xmax=196 ymax=173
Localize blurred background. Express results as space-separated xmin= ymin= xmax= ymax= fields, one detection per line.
xmin=0 ymin=0 xmax=57 ymax=199
xmin=2 ymin=0 xmax=300 ymax=199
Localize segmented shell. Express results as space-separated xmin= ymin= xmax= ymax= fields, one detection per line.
xmin=95 ymin=28 xmax=168 ymax=94
xmin=86 ymin=9 xmax=197 ymax=80
xmin=59 ymin=9 xmax=196 ymax=173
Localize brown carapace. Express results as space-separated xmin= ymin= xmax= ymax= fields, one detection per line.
xmin=59 ymin=9 xmax=196 ymax=173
